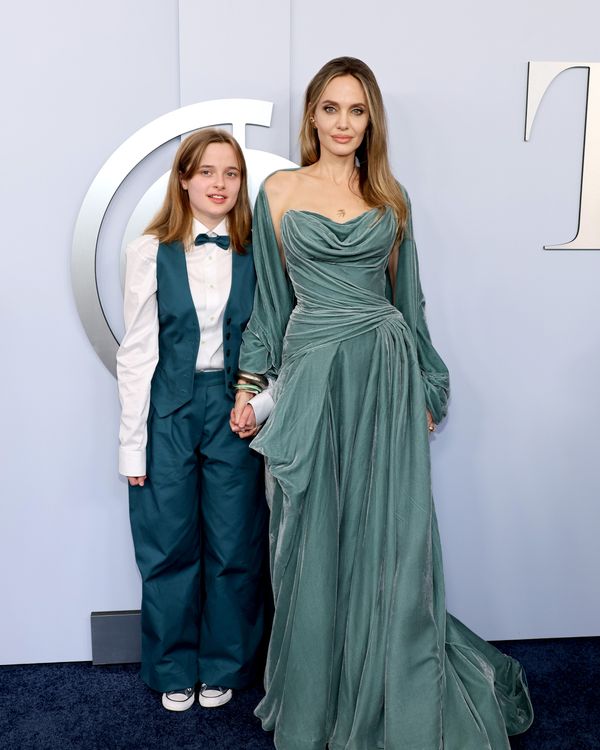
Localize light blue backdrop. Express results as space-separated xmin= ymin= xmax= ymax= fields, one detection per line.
xmin=1 ymin=0 xmax=598 ymax=664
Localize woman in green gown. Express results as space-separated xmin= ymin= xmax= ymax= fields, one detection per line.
xmin=231 ymin=56 xmax=533 ymax=750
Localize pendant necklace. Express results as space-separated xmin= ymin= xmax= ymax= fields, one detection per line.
xmin=336 ymin=209 xmax=346 ymax=219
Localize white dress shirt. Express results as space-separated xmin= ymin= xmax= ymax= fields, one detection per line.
xmin=117 ymin=218 xmax=273 ymax=477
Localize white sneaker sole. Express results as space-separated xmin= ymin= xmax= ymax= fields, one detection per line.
xmin=162 ymin=692 xmax=195 ymax=712
xmin=198 ymin=688 xmax=232 ymax=708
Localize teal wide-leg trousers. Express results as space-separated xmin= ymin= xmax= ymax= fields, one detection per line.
xmin=129 ymin=371 xmax=268 ymax=693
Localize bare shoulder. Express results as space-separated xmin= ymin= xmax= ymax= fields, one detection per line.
xmin=264 ymin=169 xmax=302 ymax=204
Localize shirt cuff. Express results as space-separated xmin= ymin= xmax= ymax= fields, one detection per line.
xmin=119 ymin=448 xmax=147 ymax=478
xmin=248 ymin=389 xmax=275 ymax=426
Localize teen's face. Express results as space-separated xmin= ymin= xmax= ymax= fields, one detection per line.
xmin=312 ymin=75 xmax=369 ymax=158
xmin=180 ymin=142 xmax=242 ymax=228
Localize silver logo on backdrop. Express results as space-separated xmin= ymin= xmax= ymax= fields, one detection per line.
xmin=526 ymin=61 xmax=600 ymax=251
xmin=72 ymin=99 xmax=297 ymax=376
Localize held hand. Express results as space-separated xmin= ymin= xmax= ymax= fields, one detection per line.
xmin=230 ymin=389 xmax=254 ymax=432
xmin=128 ymin=475 xmax=147 ymax=486
xmin=230 ymin=403 xmax=260 ymax=439
xmin=426 ymin=410 xmax=436 ymax=434
xmin=239 ymin=404 xmax=260 ymax=439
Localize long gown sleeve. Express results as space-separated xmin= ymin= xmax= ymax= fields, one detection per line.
xmin=238 ymin=186 xmax=295 ymax=379
xmin=392 ymin=189 xmax=450 ymax=424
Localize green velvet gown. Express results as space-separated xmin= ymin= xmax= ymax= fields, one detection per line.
xmin=239 ymin=184 xmax=533 ymax=750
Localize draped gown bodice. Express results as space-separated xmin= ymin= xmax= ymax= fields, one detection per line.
xmin=280 ymin=207 xmax=404 ymax=363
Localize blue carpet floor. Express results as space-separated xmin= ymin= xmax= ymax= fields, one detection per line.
xmin=0 ymin=638 xmax=598 ymax=749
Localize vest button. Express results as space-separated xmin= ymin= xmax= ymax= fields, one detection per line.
xmin=225 ymin=332 xmax=231 ymax=340
xmin=226 ymin=366 xmax=231 ymax=373
xmin=226 ymin=349 xmax=231 ymax=357
xmin=226 ymin=317 xmax=232 ymax=325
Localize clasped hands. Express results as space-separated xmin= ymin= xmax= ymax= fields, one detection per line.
xmin=229 ymin=388 xmax=260 ymax=439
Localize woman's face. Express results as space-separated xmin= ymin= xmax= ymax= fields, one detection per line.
xmin=180 ymin=142 xmax=242 ymax=228
xmin=312 ymin=74 xmax=369 ymax=159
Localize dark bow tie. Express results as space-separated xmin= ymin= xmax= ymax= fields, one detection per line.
xmin=194 ymin=233 xmax=230 ymax=250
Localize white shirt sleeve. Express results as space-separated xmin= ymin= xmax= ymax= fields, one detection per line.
xmin=248 ymin=382 xmax=275 ymax=426
xmin=116 ymin=236 xmax=159 ymax=477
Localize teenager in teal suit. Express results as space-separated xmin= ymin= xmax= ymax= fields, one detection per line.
xmin=117 ymin=129 xmax=271 ymax=712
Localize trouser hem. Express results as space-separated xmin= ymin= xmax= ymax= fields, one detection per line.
xmin=140 ymin=666 xmax=197 ymax=694
xmin=198 ymin=667 xmax=259 ymax=690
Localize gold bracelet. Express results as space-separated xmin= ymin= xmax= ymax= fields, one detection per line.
xmin=236 ymin=370 xmax=268 ymax=389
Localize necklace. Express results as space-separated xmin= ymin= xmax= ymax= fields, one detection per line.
xmin=336 ymin=209 xmax=346 ymax=219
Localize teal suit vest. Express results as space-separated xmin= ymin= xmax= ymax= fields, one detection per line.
xmin=150 ymin=240 xmax=256 ymax=417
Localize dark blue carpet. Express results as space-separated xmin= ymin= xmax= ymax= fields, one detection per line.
xmin=0 ymin=638 xmax=598 ymax=749
xmin=0 ymin=664 xmax=271 ymax=750
xmin=499 ymin=637 xmax=599 ymax=750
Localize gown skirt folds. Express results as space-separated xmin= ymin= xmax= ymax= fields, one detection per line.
xmin=239 ymin=186 xmax=533 ymax=750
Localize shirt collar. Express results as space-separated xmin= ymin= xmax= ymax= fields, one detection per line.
xmin=192 ymin=217 xmax=229 ymax=239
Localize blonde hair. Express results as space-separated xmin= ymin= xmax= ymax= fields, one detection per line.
xmin=300 ymin=56 xmax=407 ymax=239
xmin=145 ymin=128 xmax=251 ymax=254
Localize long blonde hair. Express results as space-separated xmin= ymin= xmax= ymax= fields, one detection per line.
xmin=145 ymin=128 xmax=251 ymax=254
xmin=300 ymin=56 xmax=407 ymax=239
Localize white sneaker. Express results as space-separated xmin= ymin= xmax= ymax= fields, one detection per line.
xmin=162 ymin=687 xmax=195 ymax=712
xmin=198 ymin=683 xmax=233 ymax=708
